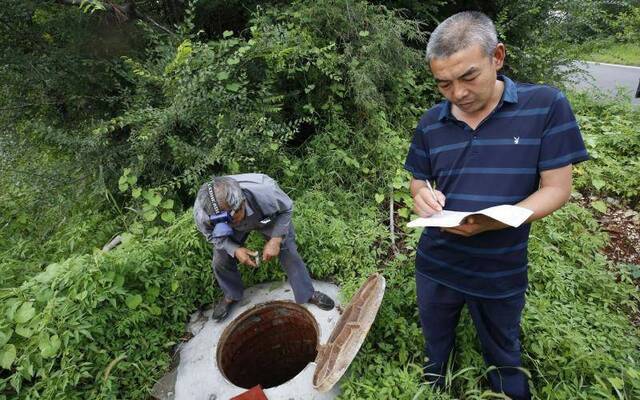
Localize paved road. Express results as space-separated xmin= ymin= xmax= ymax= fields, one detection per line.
xmin=567 ymin=61 xmax=640 ymax=105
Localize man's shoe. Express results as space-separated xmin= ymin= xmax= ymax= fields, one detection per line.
xmin=212 ymin=298 xmax=237 ymax=322
xmin=308 ymin=291 xmax=335 ymax=311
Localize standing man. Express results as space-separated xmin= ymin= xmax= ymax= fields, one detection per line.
xmin=193 ymin=173 xmax=334 ymax=322
xmin=404 ymin=11 xmax=589 ymax=400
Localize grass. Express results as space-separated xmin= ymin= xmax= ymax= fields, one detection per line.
xmin=575 ymin=39 xmax=640 ymax=67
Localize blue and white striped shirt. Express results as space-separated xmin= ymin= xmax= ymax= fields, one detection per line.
xmin=404 ymin=75 xmax=589 ymax=298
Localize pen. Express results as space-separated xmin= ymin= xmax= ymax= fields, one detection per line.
xmin=425 ymin=180 xmax=445 ymax=212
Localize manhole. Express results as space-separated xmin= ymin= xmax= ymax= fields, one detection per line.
xmin=165 ymin=277 xmax=385 ymax=399
xmin=217 ymin=301 xmax=319 ymax=389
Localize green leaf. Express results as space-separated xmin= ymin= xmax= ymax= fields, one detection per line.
xmin=145 ymin=287 xmax=160 ymax=302
xmin=114 ymin=275 xmax=125 ymax=287
xmin=149 ymin=305 xmax=162 ymax=316
xmin=132 ymin=188 xmax=142 ymax=199
xmin=120 ymin=232 xmax=133 ymax=245
xmin=130 ymin=222 xmax=143 ymax=234
xmin=171 ymin=281 xmax=179 ymax=292
xmin=358 ymin=30 xmax=370 ymax=37
xmin=0 ymin=330 xmax=12 ymax=348
xmin=626 ymin=368 xmax=639 ymax=380
xmin=229 ymin=160 xmax=240 ymax=173
xmin=0 ymin=344 xmax=16 ymax=370
xmin=223 ymin=30 xmax=233 ymax=38
xmin=14 ymin=302 xmax=35 ymax=324
xmin=591 ymin=200 xmax=608 ymax=213
xmin=161 ymin=211 xmax=176 ymax=223
xmin=143 ymin=210 xmax=157 ymax=222
xmin=125 ymin=294 xmax=143 ymax=310
xmin=374 ymin=193 xmax=385 ymax=204
xmin=5 ymin=299 xmax=20 ymax=321
xmin=226 ymin=58 xmax=240 ymax=66
xmin=226 ymin=83 xmax=241 ymax=92
xmin=39 ymin=334 xmax=61 ymax=359
xmin=398 ymin=208 xmax=409 ymax=219
xmin=127 ymin=175 xmax=137 ymax=185
xmin=591 ymin=178 xmax=606 ymax=190
xmin=148 ymin=193 xmax=162 ymax=207
xmin=15 ymin=325 xmax=33 ymax=338
xmin=608 ymin=377 xmax=624 ymax=390
xmin=35 ymin=263 xmax=63 ymax=284
xmin=118 ymin=182 xmax=129 ymax=192
xmin=216 ymin=71 xmax=229 ymax=81
xmin=160 ymin=199 xmax=174 ymax=209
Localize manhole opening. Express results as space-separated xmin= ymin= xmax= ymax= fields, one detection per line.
xmin=217 ymin=301 xmax=319 ymax=389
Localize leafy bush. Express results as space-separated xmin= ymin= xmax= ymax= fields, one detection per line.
xmin=90 ymin=0 xmax=433 ymax=203
xmin=0 ymin=123 xmax=122 ymax=288
xmin=570 ymin=91 xmax=640 ymax=205
xmin=0 ymin=214 xmax=211 ymax=399
xmin=615 ymin=6 xmax=640 ymax=43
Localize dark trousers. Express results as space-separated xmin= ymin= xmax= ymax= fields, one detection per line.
xmin=416 ymin=271 xmax=531 ymax=400
xmin=212 ymin=225 xmax=315 ymax=304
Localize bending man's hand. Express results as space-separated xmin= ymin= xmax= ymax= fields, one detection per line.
xmin=263 ymin=237 xmax=282 ymax=261
xmin=443 ymin=215 xmax=508 ymax=237
xmin=235 ymin=247 xmax=258 ymax=267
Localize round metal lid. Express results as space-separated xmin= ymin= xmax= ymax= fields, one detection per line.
xmin=312 ymin=273 xmax=386 ymax=392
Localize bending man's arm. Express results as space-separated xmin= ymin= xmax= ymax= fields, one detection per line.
xmin=267 ymin=182 xmax=294 ymax=238
xmin=193 ymin=201 xmax=240 ymax=257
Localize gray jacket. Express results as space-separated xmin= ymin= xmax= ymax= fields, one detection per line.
xmin=193 ymin=173 xmax=293 ymax=256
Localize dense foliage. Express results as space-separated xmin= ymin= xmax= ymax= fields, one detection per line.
xmin=1 ymin=0 xmax=638 ymax=399
xmin=571 ymin=92 xmax=640 ymax=205
xmin=570 ymin=2 xmax=640 ymax=65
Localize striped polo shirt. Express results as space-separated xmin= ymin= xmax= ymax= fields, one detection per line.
xmin=404 ymin=75 xmax=589 ymax=298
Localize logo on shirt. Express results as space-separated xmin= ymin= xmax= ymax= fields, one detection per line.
xmin=513 ymin=136 xmax=520 ymax=144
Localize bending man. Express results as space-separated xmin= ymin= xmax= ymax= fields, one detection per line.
xmin=194 ymin=173 xmax=334 ymax=321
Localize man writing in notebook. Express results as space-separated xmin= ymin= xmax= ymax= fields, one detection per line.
xmin=404 ymin=12 xmax=589 ymax=400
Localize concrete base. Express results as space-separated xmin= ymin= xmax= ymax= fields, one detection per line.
xmin=164 ymin=280 xmax=342 ymax=400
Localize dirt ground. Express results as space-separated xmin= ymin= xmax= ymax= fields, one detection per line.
xmin=583 ymin=197 xmax=640 ymax=326
xmin=598 ymin=204 xmax=640 ymax=266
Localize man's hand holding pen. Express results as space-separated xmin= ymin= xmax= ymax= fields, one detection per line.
xmin=413 ymin=180 xmax=446 ymax=217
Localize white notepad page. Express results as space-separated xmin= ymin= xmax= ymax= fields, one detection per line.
xmin=407 ymin=205 xmax=534 ymax=228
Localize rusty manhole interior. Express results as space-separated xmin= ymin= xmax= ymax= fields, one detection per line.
xmin=217 ymin=301 xmax=319 ymax=389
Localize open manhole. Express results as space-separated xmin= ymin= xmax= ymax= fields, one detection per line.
xmin=168 ymin=275 xmax=386 ymax=399
xmin=217 ymin=301 xmax=319 ymax=389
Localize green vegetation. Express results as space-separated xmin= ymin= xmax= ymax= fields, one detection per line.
xmin=574 ymin=39 xmax=640 ymax=66
xmin=571 ymin=91 xmax=640 ymax=205
xmin=571 ymin=4 xmax=640 ymax=66
xmin=1 ymin=1 xmax=639 ymax=399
